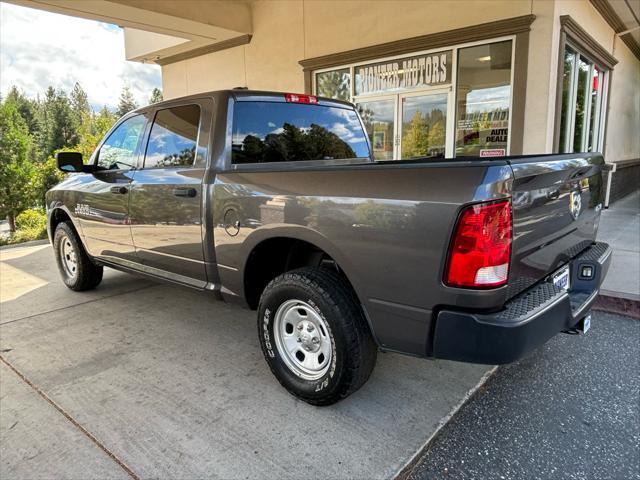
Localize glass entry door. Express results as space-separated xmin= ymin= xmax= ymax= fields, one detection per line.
xmin=357 ymin=97 xmax=396 ymax=161
xmin=399 ymin=90 xmax=449 ymax=159
xmin=356 ymin=89 xmax=451 ymax=161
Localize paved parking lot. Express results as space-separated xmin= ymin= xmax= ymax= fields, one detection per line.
xmin=0 ymin=244 xmax=490 ymax=479
xmin=405 ymin=311 xmax=640 ymax=480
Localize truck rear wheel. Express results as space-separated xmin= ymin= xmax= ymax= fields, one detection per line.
xmin=257 ymin=267 xmax=377 ymax=405
xmin=53 ymin=221 xmax=103 ymax=291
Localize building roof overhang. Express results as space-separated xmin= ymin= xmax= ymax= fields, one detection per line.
xmin=4 ymin=0 xmax=253 ymax=64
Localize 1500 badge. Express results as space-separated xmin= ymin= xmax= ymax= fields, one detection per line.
xmin=74 ymin=203 xmax=92 ymax=216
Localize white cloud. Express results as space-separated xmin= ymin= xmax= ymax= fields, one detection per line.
xmin=0 ymin=3 xmax=161 ymax=110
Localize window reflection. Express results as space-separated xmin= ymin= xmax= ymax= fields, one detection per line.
xmin=357 ymin=99 xmax=395 ymax=161
xmin=145 ymin=105 xmax=200 ymax=168
xmin=401 ymin=93 xmax=447 ymax=159
xmin=232 ymin=102 xmax=370 ymax=164
xmin=97 ymin=115 xmax=145 ymax=170
xmin=316 ymin=69 xmax=351 ymax=101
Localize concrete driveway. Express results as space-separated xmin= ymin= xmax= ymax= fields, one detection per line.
xmin=0 ymin=243 xmax=491 ymax=480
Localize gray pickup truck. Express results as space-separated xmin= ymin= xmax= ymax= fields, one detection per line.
xmin=49 ymin=90 xmax=611 ymax=405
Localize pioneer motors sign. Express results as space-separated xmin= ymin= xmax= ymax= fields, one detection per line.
xmin=355 ymin=50 xmax=452 ymax=95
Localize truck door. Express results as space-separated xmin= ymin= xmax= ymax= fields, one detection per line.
xmin=78 ymin=114 xmax=147 ymax=263
xmin=129 ymin=99 xmax=213 ymax=286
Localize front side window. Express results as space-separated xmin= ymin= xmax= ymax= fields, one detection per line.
xmin=455 ymin=40 xmax=512 ymax=157
xmin=558 ymin=45 xmax=605 ymax=153
xmin=97 ymin=115 xmax=146 ymax=170
xmin=144 ymin=105 xmax=201 ymax=168
xmin=232 ymin=101 xmax=370 ymax=164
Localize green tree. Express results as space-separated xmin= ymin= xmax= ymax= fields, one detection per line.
xmin=74 ymin=106 xmax=116 ymax=160
xmin=0 ymin=101 xmax=35 ymax=231
xmin=33 ymin=156 xmax=63 ymax=208
xmin=38 ymin=86 xmax=78 ymax=156
xmin=116 ymin=86 xmax=138 ymax=117
xmin=5 ymin=86 xmax=39 ymax=135
xmin=149 ymin=87 xmax=163 ymax=104
xmin=70 ymin=82 xmax=90 ymax=130
xmin=401 ymin=110 xmax=446 ymax=159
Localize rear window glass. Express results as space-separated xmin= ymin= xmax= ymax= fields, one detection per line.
xmin=232 ymin=101 xmax=370 ymax=164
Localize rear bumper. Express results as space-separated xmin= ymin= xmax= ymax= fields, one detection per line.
xmin=432 ymin=242 xmax=612 ymax=364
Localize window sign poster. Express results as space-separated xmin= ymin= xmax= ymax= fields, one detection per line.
xmin=456 ymin=109 xmax=509 ymax=156
xmin=372 ymin=130 xmax=386 ymax=152
xmin=480 ymin=148 xmax=506 ymax=157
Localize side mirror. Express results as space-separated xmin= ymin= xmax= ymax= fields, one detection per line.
xmin=56 ymin=152 xmax=84 ymax=173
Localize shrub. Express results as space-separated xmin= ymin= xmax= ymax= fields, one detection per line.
xmin=15 ymin=208 xmax=46 ymax=230
xmin=1 ymin=209 xmax=47 ymax=245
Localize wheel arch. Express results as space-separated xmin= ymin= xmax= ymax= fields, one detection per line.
xmin=241 ymin=228 xmax=362 ymax=311
xmin=48 ymin=205 xmax=82 ymax=244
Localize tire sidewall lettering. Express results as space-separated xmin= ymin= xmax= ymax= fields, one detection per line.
xmin=262 ymin=307 xmax=275 ymax=358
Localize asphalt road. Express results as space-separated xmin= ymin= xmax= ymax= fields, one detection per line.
xmin=406 ymin=311 xmax=640 ymax=480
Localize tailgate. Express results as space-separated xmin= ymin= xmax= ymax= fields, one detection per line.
xmin=507 ymin=153 xmax=604 ymax=298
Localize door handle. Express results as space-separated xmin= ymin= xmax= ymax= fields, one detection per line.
xmin=173 ymin=188 xmax=197 ymax=198
xmin=110 ymin=186 xmax=128 ymax=194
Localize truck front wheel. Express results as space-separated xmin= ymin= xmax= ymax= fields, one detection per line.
xmin=53 ymin=221 xmax=103 ymax=291
xmin=257 ymin=267 xmax=377 ymax=405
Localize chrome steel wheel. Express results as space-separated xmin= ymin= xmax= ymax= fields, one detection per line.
xmin=273 ymin=299 xmax=333 ymax=380
xmin=59 ymin=234 xmax=78 ymax=279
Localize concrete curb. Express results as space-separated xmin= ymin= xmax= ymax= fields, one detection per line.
xmin=0 ymin=239 xmax=49 ymax=251
xmin=394 ymin=366 xmax=499 ymax=480
xmin=593 ymin=294 xmax=640 ymax=320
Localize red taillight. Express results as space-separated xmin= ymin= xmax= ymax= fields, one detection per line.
xmin=285 ymin=93 xmax=318 ymax=104
xmin=445 ymin=199 xmax=512 ymax=288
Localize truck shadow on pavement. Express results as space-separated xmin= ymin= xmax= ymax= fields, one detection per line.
xmin=0 ymin=245 xmax=490 ymax=480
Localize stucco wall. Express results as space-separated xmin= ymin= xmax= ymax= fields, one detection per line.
xmin=162 ymin=1 xmax=305 ymax=99
xmin=162 ymin=0 xmax=532 ymax=97
xmin=302 ymin=0 xmax=531 ymax=58
xmin=522 ymin=0 xmax=556 ymax=154
xmin=605 ymin=39 xmax=640 ymax=162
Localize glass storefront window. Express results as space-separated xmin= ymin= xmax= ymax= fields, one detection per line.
xmin=357 ymin=99 xmax=395 ymax=161
xmin=558 ymin=46 xmax=606 ymax=153
xmin=313 ymin=39 xmax=516 ymax=160
xmin=455 ymin=41 xmax=512 ymax=157
xmin=587 ymin=67 xmax=604 ymax=152
xmin=573 ymin=57 xmax=590 ymax=152
xmin=315 ymin=69 xmax=351 ymax=101
xmin=558 ymin=47 xmax=576 ymax=152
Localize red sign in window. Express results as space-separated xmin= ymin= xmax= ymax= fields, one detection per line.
xmin=479 ymin=149 xmax=506 ymax=157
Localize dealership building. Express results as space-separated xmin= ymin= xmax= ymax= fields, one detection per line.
xmin=12 ymin=0 xmax=640 ymax=201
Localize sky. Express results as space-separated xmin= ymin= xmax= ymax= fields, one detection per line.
xmin=0 ymin=2 xmax=161 ymax=111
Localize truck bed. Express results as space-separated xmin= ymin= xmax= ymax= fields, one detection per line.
xmin=213 ymin=152 xmax=605 ymax=356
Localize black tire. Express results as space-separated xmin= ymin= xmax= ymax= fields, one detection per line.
xmin=257 ymin=267 xmax=377 ymax=406
xmin=53 ymin=221 xmax=103 ymax=291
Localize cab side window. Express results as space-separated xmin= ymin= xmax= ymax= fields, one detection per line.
xmin=144 ymin=105 xmax=201 ymax=168
xmin=97 ymin=115 xmax=146 ymax=170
